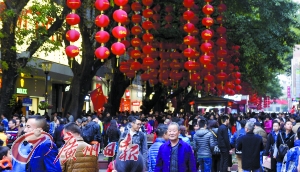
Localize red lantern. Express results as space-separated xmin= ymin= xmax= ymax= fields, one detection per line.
xmin=130 ymin=49 xmax=141 ymax=59
xmin=143 ymin=57 xmax=154 ymax=66
xmin=143 ymin=9 xmax=153 ymax=18
xmin=66 ymin=13 xmax=80 ymax=25
xmin=184 ymin=61 xmax=197 ymax=71
xmin=142 ymin=33 xmax=154 ymax=42
xmin=202 ymin=17 xmax=214 ymax=27
xmin=204 ymin=74 xmax=214 ymax=83
xmin=66 ymin=29 xmax=80 ymax=42
xmin=217 ymin=72 xmax=228 ymax=81
xmin=236 ymin=85 xmax=242 ymax=91
xmin=165 ymin=15 xmax=173 ymax=23
xmin=201 ymin=29 xmax=213 ymax=40
xmin=142 ymin=21 xmax=153 ymax=30
xmin=217 ymin=49 xmax=228 ymax=58
xmin=111 ymin=42 xmax=126 ymax=56
xmin=131 ymin=25 xmax=142 ymax=35
xmin=126 ymin=70 xmax=135 ymax=79
xmin=113 ymin=9 xmax=128 ymax=23
xmin=94 ymin=0 xmax=110 ymax=11
xmin=218 ymin=3 xmax=227 ymax=13
xmin=183 ymin=48 xmax=196 ymax=58
xmin=216 ymin=37 xmax=227 ymax=46
xmin=235 ymin=78 xmax=241 ymax=85
xmin=202 ymin=4 xmax=214 ymax=15
xmin=183 ymin=10 xmax=195 ymax=21
xmin=142 ymin=45 xmax=153 ymax=54
xmin=66 ymin=0 xmax=81 ymax=10
xmin=141 ymin=73 xmax=150 ymax=81
xmin=183 ymin=23 xmax=195 ymax=33
xmin=180 ymin=80 xmax=188 ymax=88
xmin=95 ymin=46 xmax=110 ymax=60
xmin=130 ymin=61 xmax=141 ymax=71
xmin=121 ymin=40 xmax=130 ymax=48
xmin=131 ymin=38 xmax=141 ymax=47
xmin=95 ymin=30 xmax=110 ymax=43
xmin=199 ymin=54 xmax=211 ymax=65
xmin=217 ymin=26 xmax=227 ymax=34
xmin=190 ymin=15 xmax=199 ymax=24
xmin=112 ymin=26 xmax=127 ymax=39
xmin=131 ymin=2 xmax=142 ymax=11
xmin=142 ymin=0 xmax=153 ymax=6
xmin=95 ymin=14 xmax=110 ymax=27
xmin=235 ymin=72 xmax=241 ymax=78
xmin=114 ymin=0 xmax=128 ymax=6
xmin=120 ymin=64 xmax=130 ymax=73
xmin=65 ymin=45 xmax=79 ymax=57
xmin=183 ymin=35 xmax=195 ymax=46
xmin=183 ymin=0 xmax=194 ymax=8
xmin=216 ymin=15 xmax=225 ymax=24
xmin=200 ymin=42 xmax=212 ymax=53
xmin=131 ymin=14 xmax=142 ymax=24
xmin=190 ymin=73 xmax=201 ymax=82
xmin=217 ymin=61 xmax=227 ymax=70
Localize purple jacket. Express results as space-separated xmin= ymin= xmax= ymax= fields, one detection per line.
xmin=154 ymin=139 xmax=197 ymax=172
xmin=264 ymin=120 xmax=272 ymax=134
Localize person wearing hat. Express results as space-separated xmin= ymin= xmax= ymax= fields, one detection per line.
xmin=254 ymin=121 xmax=267 ymax=170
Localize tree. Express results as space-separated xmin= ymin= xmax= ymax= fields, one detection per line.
xmin=0 ymin=0 xmax=67 ymax=117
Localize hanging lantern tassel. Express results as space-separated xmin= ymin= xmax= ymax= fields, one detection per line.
xmin=70 ymin=58 xmax=73 ymax=68
xmin=116 ymin=55 xmax=119 ymax=67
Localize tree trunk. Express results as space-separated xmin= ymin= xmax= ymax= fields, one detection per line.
xmin=105 ymin=68 xmax=130 ymax=116
xmin=141 ymin=84 xmax=164 ymax=114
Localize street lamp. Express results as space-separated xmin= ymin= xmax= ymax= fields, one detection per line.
xmin=41 ymin=62 xmax=52 ymax=103
xmin=105 ymin=73 xmax=113 ymax=97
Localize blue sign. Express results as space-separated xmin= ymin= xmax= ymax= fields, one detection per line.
xmin=22 ymin=98 xmax=32 ymax=106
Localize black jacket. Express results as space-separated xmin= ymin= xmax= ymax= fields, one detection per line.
xmin=276 ymin=131 xmax=295 ymax=162
xmin=263 ymin=132 xmax=278 ymax=156
xmin=217 ymin=124 xmax=230 ymax=152
xmin=237 ymin=132 xmax=264 ymax=170
xmin=53 ymin=124 xmax=64 ymax=148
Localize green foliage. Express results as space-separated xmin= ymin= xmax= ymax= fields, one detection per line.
xmin=8 ymin=94 xmax=17 ymax=107
xmin=0 ymin=61 xmax=9 ymax=71
xmin=224 ymin=0 xmax=300 ymax=97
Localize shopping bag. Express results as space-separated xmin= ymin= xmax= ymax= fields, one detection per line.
xmin=263 ymin=156 xmax=271 ymax=169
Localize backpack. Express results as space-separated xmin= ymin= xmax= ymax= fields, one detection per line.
xmin=278 ymin=133 xmax=295 ymax=159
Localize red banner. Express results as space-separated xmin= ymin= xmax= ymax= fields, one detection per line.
xmin=90 ymin=85 xmax=107 ymax=113
xmin=119 ymin=98 xmax=131 ymax=112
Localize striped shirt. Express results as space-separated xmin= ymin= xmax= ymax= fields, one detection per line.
xmin=6 ymin=127 xmax=18 ymax=145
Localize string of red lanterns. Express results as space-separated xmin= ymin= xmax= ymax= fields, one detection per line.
xmin=94 ymin=0 xmax=110 ymax=62
xmin=65 ymin=0 xmax=82 ymax=67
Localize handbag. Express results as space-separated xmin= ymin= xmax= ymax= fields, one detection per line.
xmin=210 ymin=129 xmax=221 ymax=155
xmin=278 ymin=133 xmax=294 ymax=159
xmin=262 ymin=156 xmax=271 ymax=169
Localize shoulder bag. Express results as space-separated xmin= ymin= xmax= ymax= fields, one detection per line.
xmin=210 ymin=129 xmax=221 ymax=155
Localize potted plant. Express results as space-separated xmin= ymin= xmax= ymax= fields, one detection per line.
xmin=38 ymin=101 xmax=52 ymax=110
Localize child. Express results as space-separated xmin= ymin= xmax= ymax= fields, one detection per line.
xmin=0 ymin=146 xmax=12 ymax=172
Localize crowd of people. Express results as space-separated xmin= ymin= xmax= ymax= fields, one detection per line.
xmin=0 ymin=110 xmax=299 ymax=172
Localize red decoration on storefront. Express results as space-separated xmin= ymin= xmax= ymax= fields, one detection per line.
xmin=200 ymin=42 xmax=212 ymax=53
xmin=217 ymin=72 xmax=228 ymax=81
xmin=202 ymin=17 xmax=214 ymax=27
xmin=204 ymin=74 xmax=214 ymax=83
xmin=143 ymin=57 xmax=154 ymax=66
xmin=142 ymin=21 xmax=153 ymax=30
xmin=199 ymin=54 xmax=211 ymax=65
xmin=142 ymin=45 xmax=153 ymax=54
xmin=142 ymin=33 xmax=154 ymax=42
xmin=131 ymin=2 xmax=142 ymax=11
xmin=183 ymin=0 xmax=194 ymax=8
xmin=183 ymin=23 xmax=195 ymax=33
xmin=130 ymin=61 xmax=142 ymax=71
xmin=202 ymin=4 xmax=214 ymax=15
xmin=183 ymin=10 xmax=195 ymax=21
xmin=183 ymin=35 xmax=195 ymax=46
xmin=201 ymin=29 xmax=213 ymax=40
xmin=143 ymin=9 xmax=153 ymax=18
xmin=131 ymin=14 xmax=142 ymax=24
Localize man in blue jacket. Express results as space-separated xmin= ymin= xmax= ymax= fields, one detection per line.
xmin=155 ymin=122 xmax=197 ymax=172
xmin=148 ymin=124 xmax=168 ymax=172
xmin=23 ymin=115 xmax=62 ymax=172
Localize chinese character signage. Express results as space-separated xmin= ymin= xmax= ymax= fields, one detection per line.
xmin=287 ymin=86 xmax=291 ymax=98
xmin=118 ymin=133 xmax=139 ymax=161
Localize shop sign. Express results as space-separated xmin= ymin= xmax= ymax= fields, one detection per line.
xmin=22 ymin=98 xmax=32 ymax=106
xmin=17 ymin=88 xmax=27 ymax=94
xmin=132 ymin=101 xmax=140 ymax=106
